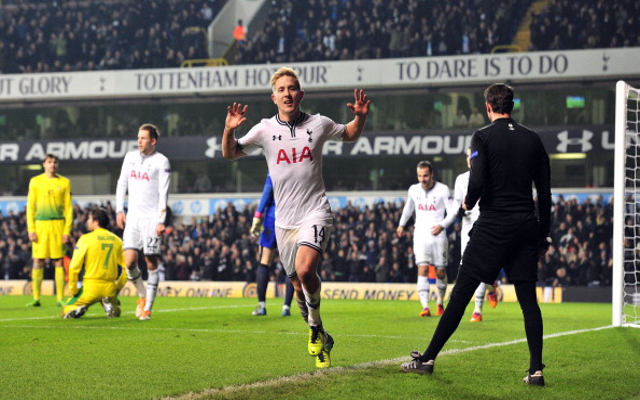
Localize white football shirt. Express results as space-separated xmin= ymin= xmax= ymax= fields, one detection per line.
xmin=453 ymin=170 xmax=480 ymax=229
xmin=453 ymin=170 xmax=480 ymax=249
xmin=238 ymin=112 xmax=345 ymax=228
xmin=116 ymin=150 xmax=171 ymax=224
xmin=398 ymin=181 xmax=455 ymax=235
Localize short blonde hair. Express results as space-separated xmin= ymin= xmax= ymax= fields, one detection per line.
xmin=270 ymin=67 xmax=301 ymax=93
xmin=139 ymin=123 xmax=160 ymax=141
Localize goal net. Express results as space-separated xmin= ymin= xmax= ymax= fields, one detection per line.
xmin=613 ymin=80 xmax=640 ymax=328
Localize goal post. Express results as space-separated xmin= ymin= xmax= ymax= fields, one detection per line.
xmin=613 ymin=80 xmax=640 ymax=328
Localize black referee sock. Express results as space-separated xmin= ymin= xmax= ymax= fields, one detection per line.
xmin=423 ymin=270 xmax=479 ymax=361
xmin=513 ymin=280 xmax=544 ymax=374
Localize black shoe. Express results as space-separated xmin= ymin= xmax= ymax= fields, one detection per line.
xmin=63 ymin=306 xmax=87 ymax=319
xmin=400 ymin=351 xmax=434 ymax=375
xmin=323 ymin=331 xmax=334 ymax=352
xmin=523 ymin=370 xmax=545 ymax=386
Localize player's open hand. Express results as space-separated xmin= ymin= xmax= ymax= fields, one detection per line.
xmin=225 ymin=103 xmax=248 ymax=131
xmin=347 ymin=89 xmax=370 ymax=116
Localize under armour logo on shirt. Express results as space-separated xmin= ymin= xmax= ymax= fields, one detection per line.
xmin=272 ymin=135 xmax=282 ymax=141
xmin=307 ymin=129 xmax=313 ymax=142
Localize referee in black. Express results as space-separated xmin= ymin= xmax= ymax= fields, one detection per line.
xmin=401 ymin=83 xmax=552 ymax=386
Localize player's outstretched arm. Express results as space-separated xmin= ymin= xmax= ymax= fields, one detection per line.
xmin=344 ymin=89 xmax=371 ymax=142
xmin=223 ymin=103 xmax=249 ymax=159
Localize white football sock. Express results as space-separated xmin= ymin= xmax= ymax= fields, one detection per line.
xmin=474 ymin=283 xmax=486 ymax=313
xmin=127 ymin=266 xmax=146 ymax=298
xmin=303 ymin=284 xmax=322 ymax=327
xmin=145 ymin=269 xmax=159 ymax=312
xmin=436 ymin=277 xmax=447 ymax=305
xmin=417 ymin=276 xmax=429 ymax=309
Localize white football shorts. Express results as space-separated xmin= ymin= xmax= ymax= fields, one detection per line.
xmin=413 ymin=231 xmax=448 ymax=268
xmin=276 ymin=212 xmax=334 ymax=277
xmin=122 ymin=217 xmax=162 ymax=256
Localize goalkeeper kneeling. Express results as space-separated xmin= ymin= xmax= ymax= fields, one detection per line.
xmin=62 ymin=207 xmax=127 ymax=319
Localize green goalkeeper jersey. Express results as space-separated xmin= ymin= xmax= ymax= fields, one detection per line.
xmin=26 ymin=173 xmax=73 ymax=234
xmin=68 ymin=228 xmax=124 ymax=294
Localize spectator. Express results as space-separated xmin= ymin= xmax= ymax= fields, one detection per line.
xmin=452 ymin=109 xmax=468 ymax=128
xmin=233 ymin=19 xmax=246 ymax=43
xmin=389 ymin=261 xmax=407 ymax=283
xmin=374 ymin=253 xmax=389 ymax=283
xmin=468 ymin=107 xmax=486 ymax=128
xmin=193 ymin=173 xmax=212 ymax=193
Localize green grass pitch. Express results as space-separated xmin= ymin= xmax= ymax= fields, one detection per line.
xmin=1 ymin=295 xmax=639 ymax=400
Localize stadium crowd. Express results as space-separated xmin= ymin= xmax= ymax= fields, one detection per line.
xmin=0 ymin=195 xmax=616 ymax=288
xmin=233 ymin=0 xmax=638 ymax=65
xmin=1 ymin=0 xmax=637 ymax=74
xmin=529 ymin=0 xmax=640 ymax=51
xmin=236 ymin=0 xmax=527 ymax=64
xmin=0 ymin=0 xmax=223 ymax=73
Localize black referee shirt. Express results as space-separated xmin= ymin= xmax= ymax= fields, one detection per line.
xmin=466 ymin=117 xmax=551 ymax=239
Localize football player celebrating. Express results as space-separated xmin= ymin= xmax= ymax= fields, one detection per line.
xmin=222 ymin=67 xmax=370 ymax=368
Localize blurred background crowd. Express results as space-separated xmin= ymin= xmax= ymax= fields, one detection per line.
xmin=0 ymin=0 xmax=222 ymax=73
xmin=0 ymin=0 xmax=636 ymax=289
xmin=1 ymin=0 xmax=637 ymax=73
xmin=0 ymin=195 xmax=617 ymax=288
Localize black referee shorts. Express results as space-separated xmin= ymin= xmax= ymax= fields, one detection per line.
xmin=460 ymin=211 xmax=539 ymax=283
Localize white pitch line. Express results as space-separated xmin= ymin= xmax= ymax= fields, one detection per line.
xmin=0 ymin=324 xmax=416 ymax=340
xmin=158 ymin=324 xmax=615 ymax=400
xmin=0 ymin=304 xmax=255 ymax=322
xmin=0 ymin=304 xmax=410 ymax=340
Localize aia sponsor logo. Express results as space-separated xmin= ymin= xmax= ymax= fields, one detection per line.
xmin=130 ymin=170 xmax=151 ymax=181
xmin=417 ymin=203 xmax=436 ymax=211
xmin=276 ymin=146 xmax=313 ymax=164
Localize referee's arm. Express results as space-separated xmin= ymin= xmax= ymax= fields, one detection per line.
xmin=534 ymin=143 xmax=552 ymax=240
xmin=464 ymin=133 xmax=486 ymax=209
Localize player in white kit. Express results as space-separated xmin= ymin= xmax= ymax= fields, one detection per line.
xmin=116 ymin=123 xmax=170 ymax=321
xmin=397 ymin=161 xmax=455 ymax=317
xmin=222 ymin=67 xmax=370 ymax=368
xmin=453 ymin=149 xmax=498 ymax=322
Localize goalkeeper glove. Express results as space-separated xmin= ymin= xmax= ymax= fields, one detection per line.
xmin=251 ymin=217 xmax=264 ymax=237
